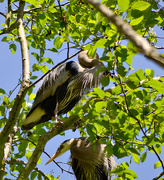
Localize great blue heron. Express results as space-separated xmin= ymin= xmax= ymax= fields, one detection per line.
xmin=46 ymin=137 xmax=117 ymax=180
xmin=21 ymin=51 xmax=104 ymax=130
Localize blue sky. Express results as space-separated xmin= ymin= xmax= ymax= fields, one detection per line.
xmin=0 ymin=1 xmax=164 ymax=180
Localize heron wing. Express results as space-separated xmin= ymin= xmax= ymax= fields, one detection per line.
xmin=58 ymin=65 xmax=103 ymax=113
xmin=31 ymin=63 xmax=70 ymax=110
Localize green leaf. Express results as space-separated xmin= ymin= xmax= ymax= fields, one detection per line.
xmin=54 ymin=36 xmax=63 ymax=49
xmin=130 ymin=16 xmax=144 ymax=26
xmin=30 ymin=171 xmax=37 ymax=180
xmin=29 ymin=93 xmax=36 ymax=101
xmin=3 ymin=96 xmax=9 ymax=105
xmin=130 ymin=109 xmax=139 ymax=116
xmin=126 ymin=56 xmax=133 ymax=65
xmin=40 ymin=65 xmax=49 ymax=73
xmin=30 ymin=76 xmax=38 ymax=80
xmin=39 ymin=14 xmax=47 ymax=28
xmin=154 ymin=161 xmax=161 ymax=169
xmin=93 ymin=88 xmax=106 ymax=98
xmin=0 ymin=88 xmax=6 ymax=95
xmin=140 ymin=152 xmax=147 ymax=162
xmin=32 ymin=64 xmax=40 ymax=72
xmin=9 ymin=44 xmax=17 ymax=54
xmin=145 ymin=69 xmax=154 ymax=78
xmin=131 ymin=1 xmax=151 ymax=11
xmin=136 ymin=69 xmax=146 ymax=81
xmin=31 ymin=52 xmax=40 ymax=61
xmin=26 ymin=151 xmax=32 ymax=161
xmin=38 ymin=173 xmax=42 ymax=180
xmin=0 ymin=106 xmax=5 ymax=116
xmin=147 ymin=80 xmax=164 ymax=94
xmin=48 ymin=48 xmax=58 ymax=53
xmin=132 ymin=153 xmax=140 ymax=164
xmin=94 ymin=39 xmax=107 ymax=48
xmin=128 ymin=148 xmax=140 ymax=155
xmin=154 ymin=144 xmax=161 ymax=155
xmin=95 ymin=101 xmax=107 ymax=113
xmin=101 ymin=76 xmax=109 ymax=87
xmin=116 ymin=66 xmax=126 ymax=77
xmin=1 ymin=36 xmax=12 ymax=42
xmin=118 ymin=0 xmax=129 ymax=11
xmin=37 ymin=156 xmax=41 ymax=165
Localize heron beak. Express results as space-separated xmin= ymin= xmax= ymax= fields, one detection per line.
xmin=45 ymin=151 xmax=60 ymax=165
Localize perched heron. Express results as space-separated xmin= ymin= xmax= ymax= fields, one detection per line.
xmin=46 ymin=137 xmax=117 ymax=180
xmin=21 ymin=51 xmax=104 ymax=130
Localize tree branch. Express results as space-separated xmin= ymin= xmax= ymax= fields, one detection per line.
xmin=3 ymin=120 xmax=19 ymax=162
xmin=153 ymin=171 xmax=164 ymax=180
xmin=6 ymin=159 xmax=50 ymax=180
xmin=0 ymin=0 xmax=30 ymax=178
xmin=17 ymin=114 xmax=79 ymax=179
xmin=17 ymin=138 xmax=74 ymax=175
xmin=0 ymin=12 xmax=6 ymax=18
xmin=4 ymin=0 xmax=12 ymax=29
xmin=86 ymin=0 xmax=164 ymax=67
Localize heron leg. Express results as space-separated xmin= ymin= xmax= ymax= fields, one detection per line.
xmin=52 ymin=101 xmax=63 ymax=124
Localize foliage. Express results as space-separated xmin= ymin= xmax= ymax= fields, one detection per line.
xmin=0 ymin=0 xmax=164 ymax=179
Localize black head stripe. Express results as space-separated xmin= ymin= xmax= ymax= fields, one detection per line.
xmin=66 ymin=61 xmax=79 ymax=76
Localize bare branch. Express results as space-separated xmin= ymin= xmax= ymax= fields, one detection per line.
xmin=86 ymin=0 xmax=164 ymax=67
xmin=4 ymin=0 xmax=12 ymax=29
xmin=153 ymin=171 xmax=164 ymax=180
xmin=155 ymin=46 xmax=164 ymax=49
xmin=0 ymin=12 xmax=6 ymax=18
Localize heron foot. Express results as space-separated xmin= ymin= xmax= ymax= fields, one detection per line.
xmin=51 ymin=116 xmax=64 ymax=124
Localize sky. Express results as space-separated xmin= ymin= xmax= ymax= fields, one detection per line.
xmin=0 ymin=1 xmax=164 ymax=180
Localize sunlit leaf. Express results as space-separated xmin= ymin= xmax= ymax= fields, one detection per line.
xmin=0 ymin=88 xmax=6 ymax=95
xmin=140 ymin=152 xmax=147 ymax=162
xmin=54 ymin=36 xmax=63 ymax=49
xmin=118 ymin=0 xmax=129 ymax=11
xmin=131 ymin=1 xmax=151 ymax=11
xmin=9 ymin=44 xmax=17 ymax=54
xmin=29 ymin=93 xmax=36 ymax=101
xmin=154 ymin=161 xmax=161 ymax=169
xmin=132 ymin=153 xmax=140 ymax=164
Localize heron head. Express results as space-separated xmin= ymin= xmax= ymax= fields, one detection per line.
xmin=78 ymin=50 xmax=103 ymax=68
xmin=45 ymin=139 xmax=76 ymax=165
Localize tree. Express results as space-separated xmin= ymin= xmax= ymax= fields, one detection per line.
xmin=0 ymin=0 xmax=164 ymax=179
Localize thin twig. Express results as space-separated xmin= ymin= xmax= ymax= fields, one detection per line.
xmin=0 ymin=12 xmax=6 ymax=18
xmin=153 ymin=171 xmax=164 ymax=180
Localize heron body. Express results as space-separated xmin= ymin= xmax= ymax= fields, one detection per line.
xmin=21 ymin=51 xmax=104 ymax=130
xmin=46 ymin=137 xmax=117 ymax=180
